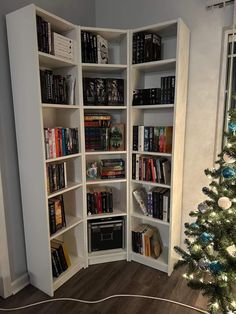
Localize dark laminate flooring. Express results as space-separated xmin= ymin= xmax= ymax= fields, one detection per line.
xmin=0 ymin=261 xmax=208 ymax=314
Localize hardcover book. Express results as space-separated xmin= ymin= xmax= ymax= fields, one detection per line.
xmin=109 ymin=123 xmax=125 ymax=151
xmin=97 ymin=35 xmax=108 ymax=64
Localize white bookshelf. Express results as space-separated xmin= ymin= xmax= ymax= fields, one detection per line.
xmin=6 ymin=4 xmax=189 ymax=296
xmin=129 ymin=19 xmax=190 ymax=275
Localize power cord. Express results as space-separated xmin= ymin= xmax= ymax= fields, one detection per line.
xmin=0 ymin=294 xmax=208 ymax=313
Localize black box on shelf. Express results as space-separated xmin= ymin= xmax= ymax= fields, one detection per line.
xmin=88 ymin=217 xmax=125 ymax=252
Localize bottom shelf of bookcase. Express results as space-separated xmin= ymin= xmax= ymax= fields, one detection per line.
xmin=53 ymin=255 xmax=86 ymax=291
xmin=88 ymin=248 xmax=127 ymax=265
xmin=131 ymin=246 xmax=168 ymax=273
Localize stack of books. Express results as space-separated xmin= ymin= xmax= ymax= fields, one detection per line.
xmin=48 ymin=195 xmax=66 ymax=235
xmin=40 ymin=70 xmax=76 ymax=105
xmin=132 ymin=154 xmax=171 ymax=185
xmin=83 ymin=78 xmax=124 ymax=106
xmin=132 ymin=224 xmax=163 ymax=259
xmin=36 ymin=15 xmax=51 ymax=54
xmin=46 ymin=162 xmax=67 ymax=194
xmin=133 ymin=188 xmax=170 ymax=222
xmin=100 ymin=159 xmax=125 ymax=179
xmin=81 ymin=31 xmax=108 ymax=63
xmin=132 ymin=32 xmax=161 ymax=64
xmin=85 ymin=113 xmax=111 ymax=151
xmin=51 ymin=240 xmax=71 ymax=278
xmin=52 ymin=32 xmax=74 ymax=61
xmin=132 ymin=76 xmax=175 ymax=106
xmin=133 ymin=126 xmax=173 ymax=153
xmin=44 ymin=127 xmax=79 ymax=159
xmin=87 ymin=187 xmax=113 ymax=215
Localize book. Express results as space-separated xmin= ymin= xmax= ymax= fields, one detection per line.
xmin=107 ymin=79 xmax=124 ymax=105
xmin=97 ymin=35 xmax=108 ymax=64
xmin=109 ymin=123 xmax=125 ymax=151
xmin=133 ymin=189 xmax=148 ymax=215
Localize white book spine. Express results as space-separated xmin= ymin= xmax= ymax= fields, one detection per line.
xmin=53 ymin=32 xmax=73 ymax=44
xmin=163 ymin=195 xmax=168 ymax=222
xmin=138 ymin=126 xmax=144 ymax=151
xmin=135 ymin=154 xmax=140 ymax=180
xmin=53 ymin=44 xmax=74 ymax=54
xmin=48 ymin=22 xmax=52 ymax=54
xmin=54 ymin=51 xmax=73 ymax=60
xmin=64 ymin=162 xmax=67 ymax=187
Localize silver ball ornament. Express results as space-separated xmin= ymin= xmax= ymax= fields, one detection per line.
xmin=223 ymin=153 xmax=236 ymax=164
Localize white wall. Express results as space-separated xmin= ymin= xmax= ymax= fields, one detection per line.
xmin=0 ymin=0 xmax=95 ymax=283
xmin=95 ymin=0 xmax=233 ymax=244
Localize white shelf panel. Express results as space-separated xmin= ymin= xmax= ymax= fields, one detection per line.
xmin=132 ymin=58 xmax=176 ymax=72
xmin=50 ymin=215 xmax=83 ymax=241
xmin=131 ymin=247 xmax=168 ymax=273
xmin=132 ymin=151 xmax=172 ymax=157
xmin=53 ymin=255 xmax=85 ymax=291
xmin=82 ymin=63 xmax=127 ymax=73
xmin=88 ymin=248 xmax=127 ymax=265
xmin=131 ymin=180 xmax=171 ymax=189
xmin=132 ymin=104 xmax=174 ymax=110
xmin=86 ymin=151 xmax=127 ymax=156
xmin=48 ymin=182 xmax=82 ymax=199
xmin=131 ymin=212 xmax=170 ymax=226
xmin=45 ymin=153 xmax=81 ymax=163
xmin=87 ymin=209 xmax=127 ymax=220
xmin=42 ymin=104 xmax=80 ymax=109
xmin=38 ymin=52 xmax=77 ymax=68
xmin=86 ymin=178 xmax=127 ymax=185
xmin=84 ymin=106 xmax=127 ymax=110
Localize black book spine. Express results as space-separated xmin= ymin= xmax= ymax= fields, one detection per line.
xmin=52 ymin=249 xmax=63 ymax=275
xmin=93 ymin=34 xmax=98 ymax=63
xmin=108 ymin=191 xmax=113 ymax=213
xmin=87 ymin=193 xmax=91 ymax=215
xmin=51 ymin=254 xmax=60 ymax=277
xmin=133 ymin=126 xmax=139 ymax=151
xmin=49 ymin=201 xmax=56 ymax=234
xmin=58 ymin=245 xmax=68 ymax=271
xmin=149 ymin=127 xmax=154 ymax=152
xmin=132 ymin=34 xmax=137 ymax=64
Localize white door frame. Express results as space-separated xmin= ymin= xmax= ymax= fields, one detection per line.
xmin=0 ymin=166 xmax=12 ymax=298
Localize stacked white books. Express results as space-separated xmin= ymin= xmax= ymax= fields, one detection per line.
xmin=52 ymin=32 xmax=74 ymax=61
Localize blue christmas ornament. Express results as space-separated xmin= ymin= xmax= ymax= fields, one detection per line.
xmin=228 ymin=122 xmax=236 ymax=132
xmin=190 ymin=223 xmax=200 ymax=230
xmin=222 ymin=167 xmax=236 ymax=179
xmin=200 ymin=232 xmax=214 ymax=244
xmin=208 ymin=261 xmax=224 ymax=274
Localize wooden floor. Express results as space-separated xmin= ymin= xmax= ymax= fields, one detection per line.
xmin=0 ymin=261 xmax=208 ymax=314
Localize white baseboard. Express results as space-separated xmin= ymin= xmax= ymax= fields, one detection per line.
xmin=11 ymin=273 xmax=29 ymax=294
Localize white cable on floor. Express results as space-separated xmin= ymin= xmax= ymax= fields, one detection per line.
xmin=0 ymin=294 xmax=208 ymax=313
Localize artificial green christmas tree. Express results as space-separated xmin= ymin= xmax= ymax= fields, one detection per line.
xmin=175 ymin=109 xmax=236 ymax=314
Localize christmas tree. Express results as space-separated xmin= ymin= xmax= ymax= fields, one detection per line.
xmin=175 ymin=109 xmax=236 ymax=314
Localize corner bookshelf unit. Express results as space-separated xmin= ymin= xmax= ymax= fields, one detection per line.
xmin=6 ymin=4 xmax=189 ymax=296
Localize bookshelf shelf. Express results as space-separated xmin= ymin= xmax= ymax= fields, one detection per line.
xmin=45 ymin=153 xmax=81 ymax=163
xmin=83 ymin=106 xmax=127 ymax=110
xmin=86 ymin=178 xmax=127 ymax=185
xmin=132 ymin=104 xmax=174 ymax=110
xmin=132 ymin=58 xmax=176 ymax=72
xmin=50 ymin=215 xmax=83 ymax=241
xmin=82 ymin=63 xmax=127 ymax=73
xmin=7 ymin=4 xmax=189 ymax=295
xmin=131 ymin=247 xmax=168 ymax=273
xmin=131 ymin=180 xmax=171 ymax=189
xmin=42 ymin=104 xmax=80 ymax=109
xmin=131 ymin=212 xmax=170 ymax=226
xmin=48 ymin=182 xmax=82 ymax=199
xmin=38 ymin=51 xmax=77 ymax=68
xmin=85 ymin=151 xmax=127 ymax=156
xmin=132 ymin=151 xmax=172 ymax=157
xmin=87 ymin=209 xmax=127 ymax=220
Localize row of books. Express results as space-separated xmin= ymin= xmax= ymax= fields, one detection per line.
xmin=133 ymin=32 xmax=161 ymax=64
xmin=36 ymin=15 xmax=74 ymax=61
xmin=133 ymin=126 xmax=173 ymax=153
xmin=133 ymin=188 xmax=170 ymax=222
xmin=44 ymin=127 xmax=79 ymax=160
xmin=51 ymin=240 xmax=71 ymax=278
xmin=47 ymin=162 xmax=67 ymax=194
xmin=86 ymin=159 xmax=126 ymax=180
xmin=132 ymin=224 xmax=163 ymax=258
xmin=87 ymin=187 xmax=113 ymax=215
xmin=81 ymin=31 xmax=108 ymax=64
xmin=132 ymin=155 xmax=171 ymax=185
xmin=40 ymin=70 xmax=75 ymax=105
xmin=132 ymin=76 xmax=175 ymax=106
xmin=83 ymin=78 xmax=124 ymax=106
xmin=48 ymin=195 xmax=66 ymax=235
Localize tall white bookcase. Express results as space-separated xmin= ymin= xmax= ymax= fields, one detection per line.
xmin=6 ymin=4 xmax=189 ymax=296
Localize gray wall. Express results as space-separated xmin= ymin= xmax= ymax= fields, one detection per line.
xmin=0 ymin=0 xmax=95 ymax=282
xmin=95 ymin=0 xmax=233 ymax=244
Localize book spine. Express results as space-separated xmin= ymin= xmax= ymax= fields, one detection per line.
xmin=138 ymin=126 xmax=144 ymax=151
